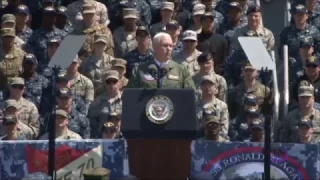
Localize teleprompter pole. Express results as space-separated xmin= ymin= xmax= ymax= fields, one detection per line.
xmin=263 ymin=115 xmax=272 ymax=180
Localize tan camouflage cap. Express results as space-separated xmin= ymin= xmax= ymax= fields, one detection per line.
xmin=1 ymin=28 xmax=15 ymax=37
xmin=83 ymin=167 xmax=110 ymax=179
xmin=94 ymin=34 xmax=108 ymax=44
xmin=112 ymin=58 xmax=127 ymax=69
xmin=105 ymin=70 xmax=120 ymax=81
xmin=161 ymin=2 xmax=174 ymax=11
xmin=82 ymin=1 xmax=95 ymax=14
xmin=205 ymin=115 xmax=221 ymax=125
xmin=200 ymin=75 xmax=216 ymax=85
xmin=10 ymin=77 xmax=25 ymax=85
xmin=182 ymin=30 xmax=197 ymax=41
xmin=5 ymin=99 xmax=20 ymax=110
xmin=55 ymin=109 xmax=68 ymax=118
xmin=192 ymin=3 xmax=205 ymax=15
xmin=2 ymin=14 xmax=15 ymax=24
xmin=123 ymin=8 xmax=138 ymax=19
xmin=298 ymin=82 xmax=314 ymax=97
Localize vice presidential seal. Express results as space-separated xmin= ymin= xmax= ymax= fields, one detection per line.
xmin=146 ymin=95 xmax=174 ymax=124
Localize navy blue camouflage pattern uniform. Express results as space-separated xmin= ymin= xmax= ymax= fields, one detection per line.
xmin=23 ymin=73 xmax=49 ymax=108
xmin=123 ymin=48 xmax=154 ymax=78
xmin=15 ymin=5 xmax=33 ymax=43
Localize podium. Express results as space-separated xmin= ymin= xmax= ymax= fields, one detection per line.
xmin=121 ymin=89 xmax=198 ymax=179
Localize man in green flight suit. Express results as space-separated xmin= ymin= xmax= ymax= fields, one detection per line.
xmin=127 ymin=32 xmax=195 ymax=89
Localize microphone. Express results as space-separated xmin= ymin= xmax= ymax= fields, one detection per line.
xmin=148 ymin=64 xmax=158 ymax=80
xmin=159 ymin=64 xmax=168 ymax=79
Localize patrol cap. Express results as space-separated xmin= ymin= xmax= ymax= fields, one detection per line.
xmin=94 ymin=34 xmax=108 ymax=44
xmin=299 ymin=37 xmax=314 ymax=48
xmin=1 ymin=28 xmax=15 ymax=37
xmin=23 ymin=54 xmax=38 ymax=64
xmin=197 ymin=53 xmax=213 ymax=63
xmin=299 ymin=119 xmax=313 ymax=128
xmin=10 ymin=77 xmax=25 ymax=85
xmin=15 ymin=5 xmax=30 ymax=15
xmin=57 ymin=88 xmax=72 ymax=98
xmin=204 ymin=115 xmax=221 ymax=125
xmin=201 ymin=12 xmax=215 ymax=20
xmin=5 ymin=99 xmax=20 ymax=110
xmin=228 ymin=2 xmax=242 ymax=11
xmin=102 ymin=122 xmax=117 ymax=132
xmin=292 ymin=4 xmax=307 ymax=14
xmin=136 ymin=26 xmax=150 ymax=36
xmin=246 ymin=5 xmax=261 ymax=15
xmin=3 ymin=115 xmax=18 ymax=125
xmin=306 ymin=56 xmax=320 ymax=65
xmin=244 ymin=93 xmax=258 ymax=105
xmin=43 ymin=6 xmax=57 ymax=15
xmin=82 ymin=1 xmax=95 ymax=14
xmin=57 ymin=6 xmax=67 ymax=16
xmin=243 ymin=62 xmax=256 ymax=70
xmin=123 ymin=8 xmax=138 ymax=19
xmin=182 ymin=30 xmax=197 ymax=41
xmin=166 ymin=20 xmax=179 ymax=30
xmin=161 ymin=2 xmax=174 ymax=11
xmin=55 ymin=109 xmax=68 ymax=118
xmin=55 ymin=70 xmax=69 ymax=82
xmin=250 ymin=119 xmax=264 ymax=130
xmin=2 ymin=14 xmax=16 ymax=24
xmin=48 ymin=37 xmax=61 ymax=44
xmin=192 ymin=3 xmax=205 ymax=16
xmin=105 ymin=70 xmax=120 ymax=81
xmin=298 ymin=81 xmax=314 ymax=97
xmin=82 ymin=167 xmax=111 ymax=179
xmin=22 ymin=172 xmax=52 ymax=180
xmin=112 ymin=58 xmax=127 ymax=69
xmin=200 ymin=75 xmax=216 ymax=85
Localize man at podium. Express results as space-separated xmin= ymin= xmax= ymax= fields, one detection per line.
xmin=127 ymin=32 xmax=195 ymax=89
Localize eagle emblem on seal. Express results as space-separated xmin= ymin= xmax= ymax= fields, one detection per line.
xmin=146 ymin=95 xmax=174 ymax=124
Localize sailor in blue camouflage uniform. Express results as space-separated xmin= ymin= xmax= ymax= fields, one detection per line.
xmin=56 ymin=6 xmax=73 ymax=34
xmin=217 ymin=2 xmax=247 ymax=41
xmin=290 ymin=0 xmax=320 ymax=30
xmin=199 ymin=0 xmax=224 ymax=29
xmin=22 ymin=172 xmax=52 ymax=180
xmin=123 ymin=25 xmax=154 ymax=78
xmin=215 ymin=0 xmax=255 ymax=23
xmin=146 ymin=0 xmax=166 ymax=24
xmin=28 ymin=6 xmax=67 ymax=66
xmin=38 ymin=36 xmax=61 ymax=75
xmin=296 ymin=118 xmax=317 ymax=144
xmin=39 ymin=70 xmax=88 ymax=116
xmin=20 ymin=54 xmax=49 ymax=108
xmin=245 ymin=117 xmax=265 ymax=142
xmin=279 ymin=4 xmax=320 ymax=59
xmin=165 ymin=20 xmax=183 ymax=56
xmin=40 ymin=87 xmax=90 ymax=139
xmin=14 ymin=5 xmax=33 ymax=43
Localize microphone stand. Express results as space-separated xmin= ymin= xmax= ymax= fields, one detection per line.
xmin=48 ymin=65 xmax=61 ymax=179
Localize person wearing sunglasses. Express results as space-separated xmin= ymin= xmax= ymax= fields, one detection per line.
xmin=291 ymin=56 xmax=320 ymax=104
xmin=88 ymin=70 xmax=122 ymax=138
xmin=40 ymin=87 xmax=90 ymax=139
xmin=2 ymin=77 xmax=40 ymax=138
xmin=173 ymin=30 xmax=201 ymax=76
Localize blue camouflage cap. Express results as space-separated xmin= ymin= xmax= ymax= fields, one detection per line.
xmin=55 ymin=70 xmax=69 ymax=82
xmin=246 ymin=107 xmax=261 ymax=117
xmin=15 ymin=5 xmax=29 ymax=15
xmin=250 ymin=119 xmax=264 ymax=130
xmin=299 ymin=37 xmax=314 ymax=48
xmin=228 ymin=2 xmax=242 ymax=11
xmin=48 ymin=36 xmax=61 ymax=44
xmin=299 ymin=119 xmax=313 ymax=128
xmin=292 ymin=4 xmax=307 ymax=14
xmin=244 ymin=93 xmax=258 ymax=105
xmin=57 ymin=88 xmax=72 ymax=98
xmin=22 ymin=172 xmax=52 ymax=180
xmin=43 ymin=6 xmax=56 ymax=15
xmin=246 ymin=5 xmax=261 ymax=15
xmin=23 ymin=53 xmax=38 ymax=64
xmin=57 ymin=6 xmax=67 ymax=16
xmin=3 ymin=115 xmax=18 ymax=125
xmin=102 ymin=122 xmax=117 ymax=132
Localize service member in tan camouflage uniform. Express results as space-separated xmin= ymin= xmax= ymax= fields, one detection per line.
xmin=81 ymin=34 xmax=115 ymax=90
xmin=66 ymin=56 xmax=94 ymax=104
xmin=150 ymin=2 xmax=175 ymax=37
xmin=196 ymin=75 xmax=229 ymax=135
xmin=66 ymin=0 xmax=109 ymax=27
xmin=0 ymin=28 xmax=26 ymax=90
xmin=76 ymin=1 xmax=114 ymax=59
xmin=228 ymin=62 xmax=272 ymax=118
xmin=279 ymin=81 xmax=320 ymax=143
xmin=173 ymin=30 xmax=201 ymax=76
xmin=113 ymin=8 xmax=139 ymax=58
xmin=1 ymin=14 xmax=26 ymax=49
xmin=200 ymin=115 xmax=229 ymax=142
xmin=88 ymin=70 xmax=122 ymax=138
xmin=111 ymin=58 xmax=128 ymax=91
xmin=193 ymin=53 xmax=227 ymax=103
xmin=0 ymin=78 xmax=39 ymax=138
